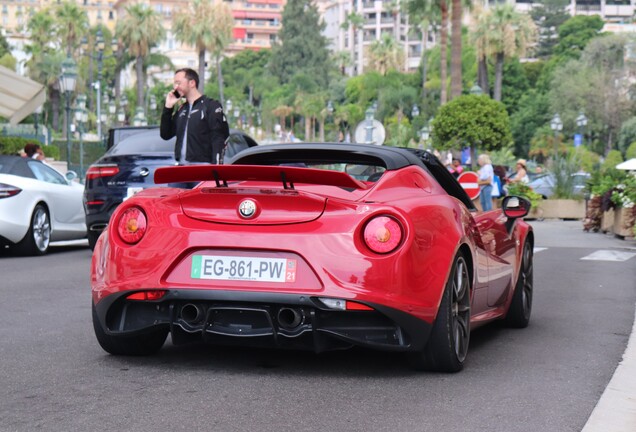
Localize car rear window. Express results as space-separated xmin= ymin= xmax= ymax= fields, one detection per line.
xmin=108 ymin=131 xmax=175 ymax=155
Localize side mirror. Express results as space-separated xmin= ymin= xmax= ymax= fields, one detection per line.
xmin=65 ymin=170 xmax=78 ymax=182
xmin=502 ymin=195 xmax=531 ymax=219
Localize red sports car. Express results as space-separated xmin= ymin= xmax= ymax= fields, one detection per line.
xmin=91 ymin=144 xmax=534 ymax=372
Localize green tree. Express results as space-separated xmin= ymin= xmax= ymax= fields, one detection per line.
xmin=341 ymin=12 xmax=364 ymax=75
xmin=55 ymin=1 xmax=89 ymax=56
xmin=601 ymin=149 xmax=623 ymax=173
xmin=431 ymin=94 xmax=512 ymax=165
xmin=172 ymin=0 xmax=233 ymax=98
xmin=625 ymin=142 xmax=636 ymax=160
xmin=449 ymin=0 xmax=463 ymax=99
xmin=528 ymin=0 xmax=570 ymax=59
xmin=550 ymin=34 xmax=633 ymax=155
xmin=0 ymin=28 xmax=10 ymax=57
xmin=269 ymin=0 xmax=331 ymax=88
xmin=553 ymin=15 xmax=605 ymax=60
xmin=116 ymin=3 xmax=165 ymax=108
xmin=475 ymin=4 xmax=537 ymax=101
xmin=618 ymin=117 xmax=636 ymax=156
xmin=509 ymin=90 xmax=550 ymax=158
xmin=368 ymin=34 xmax=404 ymax=75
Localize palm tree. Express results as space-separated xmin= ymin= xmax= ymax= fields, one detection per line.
xmin=470 ymin=4 xmax=490 ymax=96
xmin=25 ymin=10 xmax=62 ymax=130
xmin=450 ymin=0 xmax=462 ymax=99
xmin=368 ymin=34 xmax=404 ymax=75
xmin=406 ymin=0 xmax=447 ymax=104
xmin=172 ymin=0 xmax=234 ymax=100
xmin=482 ymin=4 xmax=537 ymax=101
xmin=116 ymin=3 xmax=165 ymax=108
xmin=341 ymin=11 xmax=364 ymax=75
xmin=55 ymin=1 xmax=89 ymax=56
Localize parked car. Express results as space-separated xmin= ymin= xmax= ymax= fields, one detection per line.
xmin=0 ymin=156 xmax=86 ymax=255
xmin=91 ymin=143 xmax=534 ymax=372
xmin=84 ymin=127 xmax=258 ymax=249
xmin=528 ymin=172 xmax=590 ymax=199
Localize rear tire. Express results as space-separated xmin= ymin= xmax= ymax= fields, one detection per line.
xmin=92 ymin=302 xmax=168 ymax=356
xmin=504 ymin=240 xmax=533 ymax=328
xmin=407 ymin=253 xmax=471 ymax=372
xmin=16 ymin=204 xmax=50 ymax=256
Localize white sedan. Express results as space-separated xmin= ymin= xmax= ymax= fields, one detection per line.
xmin=0 ymin=155 xmax=86 ymax=255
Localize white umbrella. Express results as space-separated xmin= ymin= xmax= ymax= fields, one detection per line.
xmin=616 ymin=158 xmax=636 ymax=170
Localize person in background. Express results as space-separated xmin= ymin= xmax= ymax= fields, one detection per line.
xmin=509 ymin=159 xmax=530 ymax=184
xmin=477 ymin=153 xmax=494 ymax=211
xmin=160 ymin=68 xmax=229 ymax=166
xmin=493 ymin=165 xmax=508 ymax=198
xmin=23 ymin=143 xmax=45 ymax=161
xmin=449 ymin=159 xmax=464 ymax=178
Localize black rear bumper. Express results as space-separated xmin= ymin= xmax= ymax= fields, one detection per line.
xmin=94 ymin=290 xmax=432 ymax=353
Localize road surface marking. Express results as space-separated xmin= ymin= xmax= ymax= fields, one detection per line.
xmin=580 ymin=250 xmax=636 ymax=262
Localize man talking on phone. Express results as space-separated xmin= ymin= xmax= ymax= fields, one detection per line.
xmin=160 ymin=68 xmax=229 ymax=167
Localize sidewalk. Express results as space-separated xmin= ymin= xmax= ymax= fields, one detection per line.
xmin=529 ymin=220 xmax=636 ymax=432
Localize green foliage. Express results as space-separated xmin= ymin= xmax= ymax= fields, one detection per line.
xmin=0 ymin=136 xmax=32 ymax=155
xmin=269 ymin=0 xmax=332 ymax=87
xmin=501 ymin=58 xmax=530 ymax=115
xmin=431 ymin=95 xmax=512 ymax=153
xmin=509 ymin=90 xmax=550 ymax=158
xmin=602 ymin=150 xmax=623 ymax=173
xmin=569 ymin=146 xmax=600 ymax=173
xmin=507 ymin=181 xmax=543 ymax=210
xmin=554 ymin=15 xmax=605 ymax=60
xmin=618 ymin=117 xmax=636 ymax=156
xmin=550 ymin=154 xmax=584 ymax=199
xmin=626 ymin=142 xmax=636 ymax=160
xmin=528 ymin=0 xmax=570 ymax=58
xmin=610 ymin=174 xmax=636 ymax=209
xmin=0 ymin=53 xmax=16 ymax=70
xmin=0 ymin=30 xmax=10 ymax=57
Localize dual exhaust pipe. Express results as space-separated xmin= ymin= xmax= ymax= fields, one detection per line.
xmin=179 ymin=304 xmax=304 ymax=331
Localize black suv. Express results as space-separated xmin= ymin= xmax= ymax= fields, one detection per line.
xmin=83 ymin=126 xmax=258 ymax=249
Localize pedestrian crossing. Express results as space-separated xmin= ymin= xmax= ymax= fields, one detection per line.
xmin=534 ymin=247 xmax=636 ymax=262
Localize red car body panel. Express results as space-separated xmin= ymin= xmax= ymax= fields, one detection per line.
xmin=91 ymin=144 xmax=532 ymax=356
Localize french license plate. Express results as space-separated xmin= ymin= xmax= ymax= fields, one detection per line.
xmin=191 ymin=255 xmax=297 ymax=283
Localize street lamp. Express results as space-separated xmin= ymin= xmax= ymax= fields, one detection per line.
xmin=133 ymin=106 xmax=146 ymax=126
xmin=470 ymin=85 xmax=484 ymax=96
xmin=550 ymin=113 xmax=563 ymax=158
xmin=82 ymin=29 xmax=118 ymax=139
xmin=34 ymin=104 xmax=43 ymax=141
xmin=59 ymin=56 xmax=77 ymax=169
xmin=118 ymin=94 xmax=128 ymax=125
xmin=74 ymin=106 xmax=88 ymax=180
xmin=576 ymin=111 xmax=587 ymax=147
xmin=419 ymin=125 xmax=430 ymax=149
xmin=411 ymin=104 xmax=419 ymax=118
xmin=364 ymin=107 xmax=375 ymax=144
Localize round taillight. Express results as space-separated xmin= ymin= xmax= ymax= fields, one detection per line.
xmin=117 ymin=207 xmax=147 ymax=244
xmin=363 ymin=216 xmax=403 ymax=254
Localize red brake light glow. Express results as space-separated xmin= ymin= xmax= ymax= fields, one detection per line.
xmin=86 ymin=165 xmax=120 ymax=180
xmin=117 ymin=207 xmax=147 ymax=244
xmin=0 ymin=183 xmax=21 ymax=198
xmin=363 ymin=215 xmax=403 ymax=254
xmin=127 ymin=290 xmax=166 ymax=301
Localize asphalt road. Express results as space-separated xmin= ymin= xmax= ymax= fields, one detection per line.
xmin=1 ymin=221 xmax=635 ymax=432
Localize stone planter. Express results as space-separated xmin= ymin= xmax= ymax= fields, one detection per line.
xmin=537 ymin=199 xmax=586 ymax=220
xmin=613 ymin=207 xmax=635 ymax=238
xmin=601 ymin=208 xmax=615 ymax=233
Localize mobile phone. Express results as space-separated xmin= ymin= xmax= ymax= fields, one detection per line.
xmin=173 ymin=90 xmax=181 ymax=98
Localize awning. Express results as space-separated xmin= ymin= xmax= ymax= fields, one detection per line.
xmin=616 ymin=158 xmax=636 ymax=171
xmin=0 ymin=65 xmax=46 ymax=125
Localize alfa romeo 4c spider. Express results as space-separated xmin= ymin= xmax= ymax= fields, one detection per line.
xmin=91 ymin=144 xmax=534 ymax=372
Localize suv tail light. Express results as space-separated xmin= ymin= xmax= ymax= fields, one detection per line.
xmin=86 ymin=164 xmax=120 ymax=180
xmin=0 ymin=183 xmax=21 ymax=198
xmin=363 ymin=215 xmax=403 ymax=254
xmin=116 ymin=207 xmax=147 ymax=244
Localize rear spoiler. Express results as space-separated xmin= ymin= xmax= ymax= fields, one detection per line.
xmin=154 ymin=164 xmax=369 ymax=190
